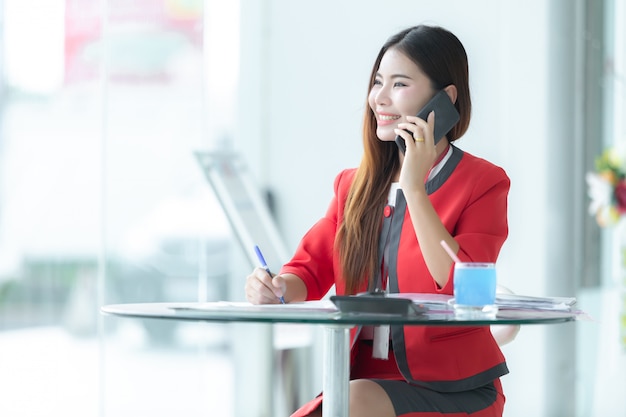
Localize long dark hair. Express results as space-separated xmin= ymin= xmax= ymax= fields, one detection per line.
xmin=337 ymin=25 xmax=471 ymax=294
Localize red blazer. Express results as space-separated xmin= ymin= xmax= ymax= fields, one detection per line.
xmin=281 ymin=146 xmax=510 ymax=392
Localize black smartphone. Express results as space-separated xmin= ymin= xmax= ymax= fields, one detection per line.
xmin=394 ymin=90 xmax=460 ymax=154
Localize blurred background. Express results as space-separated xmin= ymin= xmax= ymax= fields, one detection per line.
xmin=0 ymin=0 xmax=624 ymax=416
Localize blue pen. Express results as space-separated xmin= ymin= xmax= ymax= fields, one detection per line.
xmin=254 ymin=245 xmax=286 ymax=304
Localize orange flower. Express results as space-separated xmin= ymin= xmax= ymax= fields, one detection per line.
xmin=600 ymin=170 xmax=618 ymax=186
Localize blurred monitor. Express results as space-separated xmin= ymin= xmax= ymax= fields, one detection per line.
xmin=194 ymin=150 xmax=289 ymax=271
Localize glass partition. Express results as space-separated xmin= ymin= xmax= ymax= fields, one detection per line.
xmin=100 ymin=1 xmax=238 ymax=416
xmin=0 ymin=0 xmax=240 ymax=416
xmin=0 ymin=1 xmax=102 ymax=415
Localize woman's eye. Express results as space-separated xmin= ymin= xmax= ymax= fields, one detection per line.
xmin=373 ymin=79 xmax=382 ymax=86
xmin=394 ymin=82 xmax=407 ymax=87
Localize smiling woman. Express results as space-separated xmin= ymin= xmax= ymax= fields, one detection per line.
xmin=233 ymin=1 xmax=619 ymax=416
xmin=245 ymin=24 xmax=511 ymax=417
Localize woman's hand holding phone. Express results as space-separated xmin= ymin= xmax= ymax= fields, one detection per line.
xmin=394 ymin=112 xmax=438 ymax=192
xmin=394 ymin=90 xmax=460 ymax=154
xmin=394 ymin=89 xmax=460 ymax=191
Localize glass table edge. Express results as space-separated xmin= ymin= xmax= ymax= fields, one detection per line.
xmin=101 ymin=303 xmax=579 ymax=326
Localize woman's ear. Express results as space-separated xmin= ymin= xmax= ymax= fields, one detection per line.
xmin=443 ymin=84 xmax=458 ymax=104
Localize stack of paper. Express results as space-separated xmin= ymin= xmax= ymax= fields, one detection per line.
xmin=495 ymin=294 xmax=577 ymax=311
xmin=387 ymin=293 xmax=453 ymax=310
xmin=389 ymin=292 xmax=578 ymax=312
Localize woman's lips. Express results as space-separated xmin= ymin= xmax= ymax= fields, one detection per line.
xmin=377 ymin=113 xmax=401 ymax=126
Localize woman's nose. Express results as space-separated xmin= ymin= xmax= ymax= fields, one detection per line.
xmin=374 ymin=85 xmax=391 ymax=105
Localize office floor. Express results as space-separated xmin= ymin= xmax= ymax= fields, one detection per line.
xmin=0 ymin=323 xmax=234 ymax=417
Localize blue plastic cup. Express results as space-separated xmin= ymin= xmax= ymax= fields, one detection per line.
xmin=453 ymin=262 xmax=497 ymax=318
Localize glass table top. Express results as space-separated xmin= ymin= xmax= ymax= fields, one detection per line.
xmin=101 ymin=301 xmax=580 ymax=326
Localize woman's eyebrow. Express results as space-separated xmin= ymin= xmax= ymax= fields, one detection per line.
xmin=375 ymin=72 xmax=414 ymax=81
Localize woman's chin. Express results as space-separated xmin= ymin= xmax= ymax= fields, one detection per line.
xmin=376 ymin=130 xmax=398 ymax=143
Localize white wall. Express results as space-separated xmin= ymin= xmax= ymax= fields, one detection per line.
xmin=237 ymin=1 xmax=577 ymax=416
